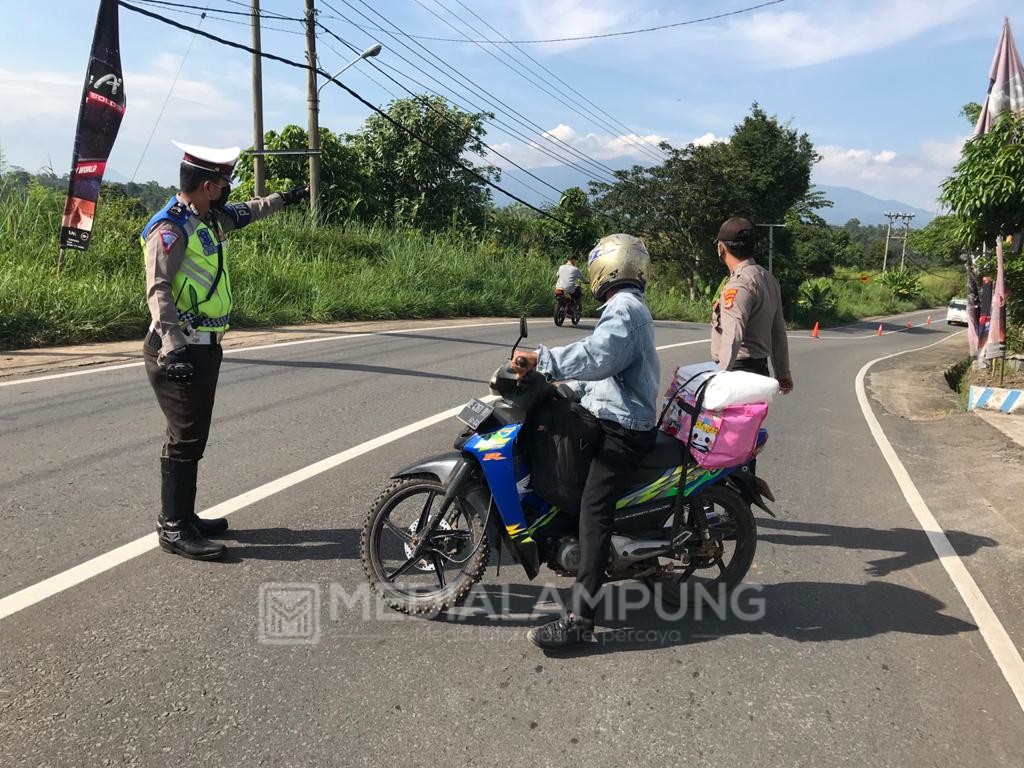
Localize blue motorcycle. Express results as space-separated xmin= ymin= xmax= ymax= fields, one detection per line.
xmin=362 ymin=319 xmax=773 ymax=616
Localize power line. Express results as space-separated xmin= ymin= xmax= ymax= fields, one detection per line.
xmin=136 ymin=0 xmax=653 ymax=181
xmin=117 ymin=0 xmax=570 ymax=224
xmin=316 ymin=26 xmax=561 ymax=206
xmin=326 ymin=0 xmax=789 ymax=44
xmin=318 ymin=6 xmax=617 ymax=188
xmin=132 ymin=0 xmax=306 ymax=35
xmin=133 ymin=0 xmax=300 ymax=21
xmin=420 ymin=0 xmax=665 ymax=165
xmin=446 ymin=0 xmax=669 ymax=163
xmin=327 ymin=0 xmax=623 ymax=184
xmin=130 ymin=2 xmax=211 ymax=182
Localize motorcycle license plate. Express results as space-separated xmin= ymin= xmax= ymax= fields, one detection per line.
xmin=457 ymin=398 xmax=494 ymax=430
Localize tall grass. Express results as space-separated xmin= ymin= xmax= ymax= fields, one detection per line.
xmin=1 ymin=184 xmax=962 ymax=350
xmin=791 ymin=267 xmax=962 ymax=326
xmin=0 ymin=184 xmax=708 ymax=349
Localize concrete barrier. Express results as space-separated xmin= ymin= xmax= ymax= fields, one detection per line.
xmin=968 ymin=385 xmax=1024 ymax=413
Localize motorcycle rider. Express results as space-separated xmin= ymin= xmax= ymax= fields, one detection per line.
xmin=514 ymin=234 xmax=659 ymax=650
xmin=554 ymin=254 xmax=583 ymax=314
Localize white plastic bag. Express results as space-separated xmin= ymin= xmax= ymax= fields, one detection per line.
xmin=667 ymin=362 xmax=778 ymax=410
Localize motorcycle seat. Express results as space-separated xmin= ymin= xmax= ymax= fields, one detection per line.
xmin=639 ymin=430 xmax=685 ymax=469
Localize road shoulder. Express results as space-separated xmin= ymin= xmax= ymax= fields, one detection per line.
xmin=0 ymin=317 xmax=518 ymax=381
xmin=867 ymin=335 xmax=1024 ymax=658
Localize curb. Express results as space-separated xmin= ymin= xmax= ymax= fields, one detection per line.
xmin=968 ymin=385 xmax=1024 ymax=413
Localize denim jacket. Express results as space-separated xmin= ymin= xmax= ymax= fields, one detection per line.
xmin=536 ymin=288 xmax=660 ymax=432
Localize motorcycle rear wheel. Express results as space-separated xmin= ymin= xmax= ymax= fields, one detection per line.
xmin=644 ymin=484 xmax=756 ymax=609
xmin=554 ymin=301 xmax=566 ymax=326
xmin=361 ymin=475 xmax=489 ymax=615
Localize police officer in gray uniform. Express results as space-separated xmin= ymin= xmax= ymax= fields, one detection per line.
xmin=142 ymin=141 xmax=308 ymax=561
xmin=710 ymin=217 xmax=794 ymax=394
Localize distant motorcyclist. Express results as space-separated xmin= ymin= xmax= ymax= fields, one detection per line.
xmin=514 ymin=234 xmax=659 ymax=650
xmin=555 ymin=254 xmax=583 ymax=312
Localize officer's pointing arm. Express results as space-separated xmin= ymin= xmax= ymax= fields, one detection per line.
xmin=212 ymin=184 xmax=308 ymax=234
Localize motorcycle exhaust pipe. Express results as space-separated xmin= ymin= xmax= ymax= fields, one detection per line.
xmin=610 ymin=535 xmax=671 ymax=564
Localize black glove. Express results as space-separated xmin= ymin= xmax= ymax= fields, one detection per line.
xmin=158 ymin=345 xmax=194 ymax=384
xmin=280 ymin=184 xmax=310 ymax=206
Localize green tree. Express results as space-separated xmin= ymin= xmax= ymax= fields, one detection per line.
xmin=906 ymin=215 xmax=965 ymax=266
xmin=346 ymin=95 xmax=498 ymax=230
xmin=939 ymin=110 xmax=1024 ymax=324
xmin=236 ymin=124 xmax=363 ymax=219
xmin=533 ymin=186 xmax=603 ymax=256
xmin=591 ymin=103 xmax=819 ymax=303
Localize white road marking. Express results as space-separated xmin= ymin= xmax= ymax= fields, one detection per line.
xmin=856 ymin=331 xmax=1024 ymax=714
xmin=0 ymin=320 xmax=518 ymax=389
xmin=0 ymin=398 xmax=495 ymax=621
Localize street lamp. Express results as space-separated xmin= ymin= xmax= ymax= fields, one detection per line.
xmin=317 ymin=43 xmax=382 ymax=96
xmin=309 ymin=43 xmax=382 ymax=221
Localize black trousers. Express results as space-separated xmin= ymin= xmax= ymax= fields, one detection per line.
xmin=572 ymin=411 xmax=656 ymax=621
xmin=730 ymin=356 xmax=769 ymax=376
xmin=143 ymin=332 xmax=223 ymax=462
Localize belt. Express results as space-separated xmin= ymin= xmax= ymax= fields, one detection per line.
xmin=186 ymin=330 xmax=222 ymax=346
xmin=148 ymin=324 xmax=223 ymax=346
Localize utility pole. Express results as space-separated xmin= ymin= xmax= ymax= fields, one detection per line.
xmin=756 ymin=223 xmax=785 ymax=274
xmin=880 ymin=210 xmax=913 ymax=270
xmin=251 ymin=0 xmax=265 ymax=196
xmin=305 ymin=0 xmax=320 ymax=222
xmin=899 ymin=212 xmax=915 ymax=269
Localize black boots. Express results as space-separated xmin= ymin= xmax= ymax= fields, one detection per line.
xmin=158 ymin=458 xmax=225 ymax=561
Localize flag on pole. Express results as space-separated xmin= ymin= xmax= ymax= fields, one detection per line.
xmin=973 ymin=17 xmax=1023 ymax=363
xmin=59 ymin=0 xmax=126 ymax=252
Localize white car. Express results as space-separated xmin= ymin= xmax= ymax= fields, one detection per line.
xmin=946 ymin=298 xmax=968 ymax=325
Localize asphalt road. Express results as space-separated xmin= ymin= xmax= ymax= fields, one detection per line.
xmin=1 ymin=310 xmax=1022 ymax=767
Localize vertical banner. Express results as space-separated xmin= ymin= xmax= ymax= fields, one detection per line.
xmin=59 ymin=0 xmax=126 ymax=252
xmin=984 ymin=239 xmax=1007 ymax=362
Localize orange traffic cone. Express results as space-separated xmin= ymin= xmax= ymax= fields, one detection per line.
xmin=876 ymin=324 xmax=883 ymax=336
xmin=927 ymin=315 xmax=932 ymax=324
xmin=811 ymin=321 xmax=820 ymax=339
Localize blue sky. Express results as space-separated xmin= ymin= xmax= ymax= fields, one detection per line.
xmin=0 ymin=0 xmax=1017 ymax=210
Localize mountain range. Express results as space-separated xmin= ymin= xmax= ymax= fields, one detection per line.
xmin=491 ymin=162 xmax=936 ymax=227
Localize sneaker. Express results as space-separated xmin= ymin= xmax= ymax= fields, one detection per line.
xmin=527 ymin=613 xmax=594 ymax=650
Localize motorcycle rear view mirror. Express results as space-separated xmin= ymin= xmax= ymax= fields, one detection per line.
xmin=510 ymin=315 xmax=528 ymax=361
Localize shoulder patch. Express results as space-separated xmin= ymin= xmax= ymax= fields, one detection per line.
xmin=160 ymin=230 xmax=179 ymax=254
xmin=723 ymin=288 xmax=739 ymax=309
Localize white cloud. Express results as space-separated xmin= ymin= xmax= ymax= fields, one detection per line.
xmin=504 ymin=0 xmax=991 ymax=69
xmin=487 ymin=123 xmax=679 ymax=169
xmin=814 ymin=135 xmax=969 ymax=209
xmin=690 ymin=132 xmax=724 ymax=147
xmin=0 ymin=61 xmax=242 ymax=180
xmin=698 ymin=0 xmax=996 ymax=68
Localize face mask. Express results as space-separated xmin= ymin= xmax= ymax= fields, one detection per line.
xmin=213 ymin=183 xmax=230 ymax=209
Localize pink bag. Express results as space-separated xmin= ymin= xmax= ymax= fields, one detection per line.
xmin=658 ymin=374 xmax=768 ymax=469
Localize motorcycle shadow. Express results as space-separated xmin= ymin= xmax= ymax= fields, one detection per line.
xmin=440 ymin=578 xmax=977 ymax=657
xmin=757 ymin=518 xmax=998 ymax=577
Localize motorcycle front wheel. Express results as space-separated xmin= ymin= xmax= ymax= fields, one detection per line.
xmin=644 ymin=484 xmax=756 ymax=609
xmin=361 ymin=475 xmax=489 ymax=615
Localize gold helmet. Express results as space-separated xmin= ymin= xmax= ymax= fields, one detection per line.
xmin=586 ymin=234 xmax=651 ymax=300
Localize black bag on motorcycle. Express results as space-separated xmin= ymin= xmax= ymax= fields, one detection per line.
xmin=523 ymin=397 xmax=602 ymax=515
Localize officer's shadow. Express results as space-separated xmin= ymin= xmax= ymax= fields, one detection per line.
xmin=217 ymin=527 xmax=361 ymax=562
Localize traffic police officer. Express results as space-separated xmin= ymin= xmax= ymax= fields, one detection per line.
xmin=142 ymin=141 xmax=308 ymax=560
xmin=710 ymin=217 xmax=794 ymax=394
